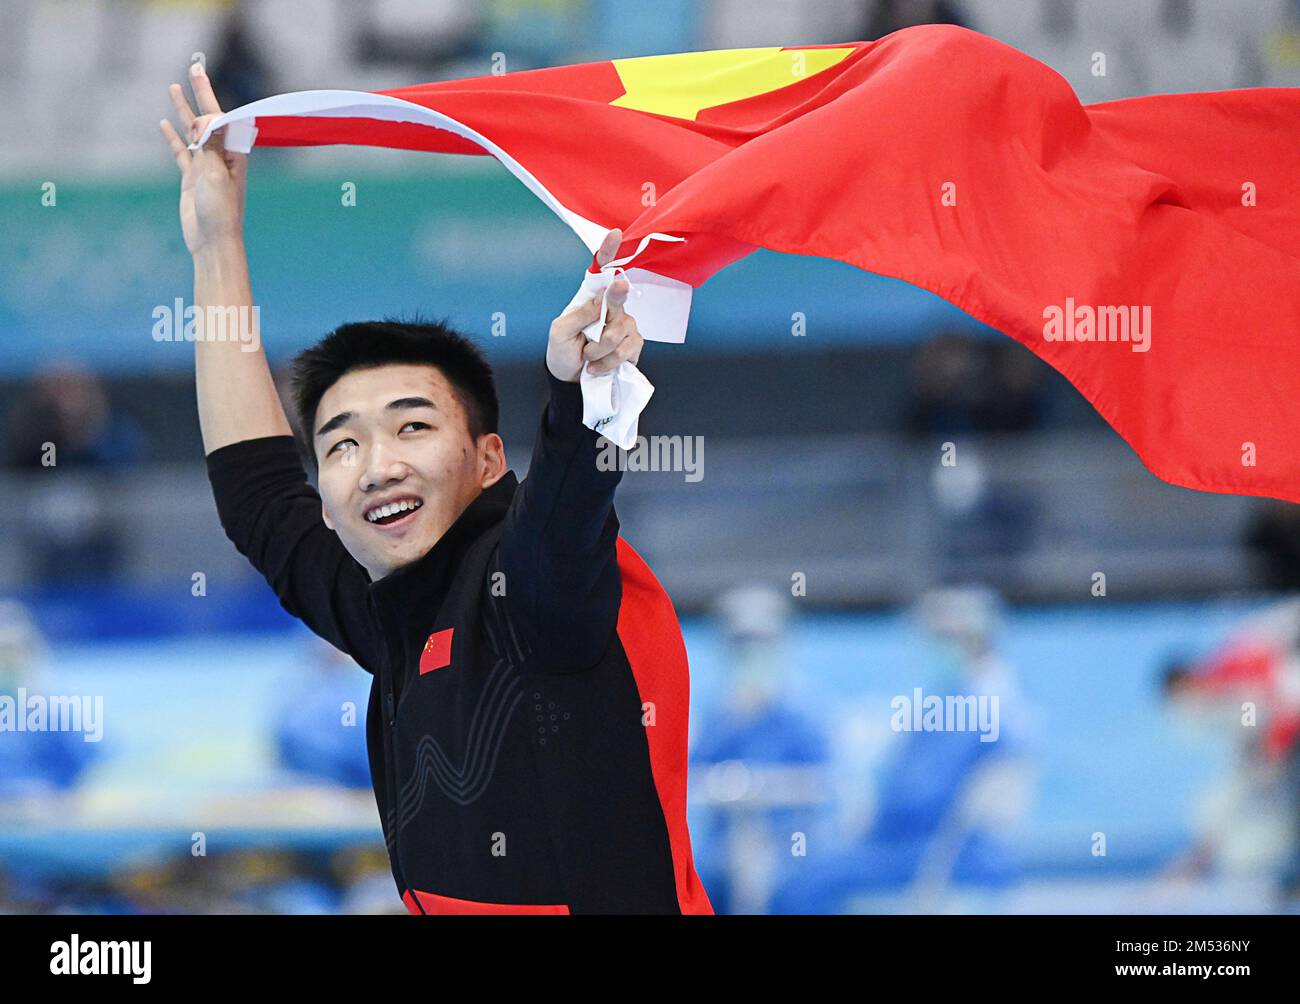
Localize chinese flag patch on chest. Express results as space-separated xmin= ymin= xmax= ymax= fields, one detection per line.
xmin=420 ymin=628 xmax=454 ymax=675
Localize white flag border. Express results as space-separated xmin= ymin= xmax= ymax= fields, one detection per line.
xmin=189 ymin=89 xmax=693 ymax=443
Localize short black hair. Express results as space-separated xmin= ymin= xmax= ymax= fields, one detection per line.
xmin=290 ymin=317 xmax=498 ymax=465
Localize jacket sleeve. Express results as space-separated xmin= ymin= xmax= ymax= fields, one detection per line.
xmin=495 ymin=367 xmax=624 ymax=673
xmin=205 ymin=435 xmax=382 ymax=672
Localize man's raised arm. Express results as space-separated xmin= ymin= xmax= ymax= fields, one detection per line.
xmin=160 ymin=65 xmax=380 ymax=671
xmin=495 ymin=231 xmax=647 ymax=673
xmin=159 ymin=61 xmax=291 ymax=454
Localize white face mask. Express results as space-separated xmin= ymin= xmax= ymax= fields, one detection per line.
xmin=728 ymin=640 xmax=782 ymax=717
xmin=919 ymin=636 xmax=970 ymax=689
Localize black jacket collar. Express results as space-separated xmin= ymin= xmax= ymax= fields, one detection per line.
xmin=368 ymin=471 xmax=518 ymax=623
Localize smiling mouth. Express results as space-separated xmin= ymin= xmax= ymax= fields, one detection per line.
xmin=364 ymin=498 xmax=424 ymax=528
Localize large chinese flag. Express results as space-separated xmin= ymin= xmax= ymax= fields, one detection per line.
xmin=194 ymin=24 xmax=1300 ymax=502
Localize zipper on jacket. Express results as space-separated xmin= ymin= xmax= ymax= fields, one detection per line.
xmin=380 ymin=660 xmax=422 ymax=911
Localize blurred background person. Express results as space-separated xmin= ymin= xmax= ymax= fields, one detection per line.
xmin=858 ymin=0 xmax=970 ymax=39
xmin=204 ymin=1 xmax=275 ymax=112
xmin=0 ymin=600 xmax=97 ymax=807
xmin=770 ymin=587 xmax=1036 ymax=913
xmin=1161 ymin=597 xmax=1300 ymax=907
xmin=4 ymin=361 xmax=145 ymax=582
xmin=1243 ymin=502 xmax=1300 ymax=591
xmin=272 ymin=639 xmax=372 ymax=791
xmin=690 ymin=584 xmax=830 ymax=914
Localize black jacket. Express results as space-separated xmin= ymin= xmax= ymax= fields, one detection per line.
xmin=205 ymin=369 xmax=712 ymax=914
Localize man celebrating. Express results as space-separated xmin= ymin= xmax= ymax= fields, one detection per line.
xmin=160 ymin=62 xmax=712 ymax=915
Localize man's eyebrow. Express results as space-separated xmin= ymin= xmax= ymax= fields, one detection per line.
xmin=315 ymin=398 xmax=438 ymax=439
xmin=387 ymin=396 xmax=438 ymax=413
xmin=315 ymin=411 xmax=352 ymax=439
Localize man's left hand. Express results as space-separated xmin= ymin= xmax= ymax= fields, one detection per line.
xmin=546 ymin=228 xmax=645 ymax=383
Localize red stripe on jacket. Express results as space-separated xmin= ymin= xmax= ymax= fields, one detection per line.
xmin=403 ymin=889 xmax=570 ymax=915
xmin=613 ymin=536 xmax=714 ymax=915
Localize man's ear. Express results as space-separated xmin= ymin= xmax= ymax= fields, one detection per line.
xmin=322 ymin=501 xmax=334 ymax=531
xmin=479 ymin=432 xmax=507 ymax=487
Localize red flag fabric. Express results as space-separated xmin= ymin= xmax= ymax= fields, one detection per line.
xmin=193 ymin=24 xmax=1300 ymax=502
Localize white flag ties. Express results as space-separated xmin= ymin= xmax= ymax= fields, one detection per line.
xmin=562 ymin=264 xmax=654 ymax=451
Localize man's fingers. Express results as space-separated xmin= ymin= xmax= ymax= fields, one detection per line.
xmin=550 ymin=295 xmax=603 ymax=340
xmin=583 ymin=317 xmax=638 ymax=360
xmin=584 ymin=324 xmax=643 ymax=373
xmin=189 ymin=113 xmax=226 ymax=153
xmin=159 ymin=118 xmax=192 ymax=171
xmin=595 ymin=228 xmax=622 ymax=269
xmin=228 ymin=145 xmax=249 ymax=181
xmin=602 ymin=276 xmax=629 ymax=324
xmin=582 ymin=334 xmax=619 ymax=363
xmin=188 ymin=60 xmax=224 ymax=117
xmin=168 ymin=82 xmax=196 ymax=129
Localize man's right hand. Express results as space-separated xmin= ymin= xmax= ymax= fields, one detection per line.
xmin=161 ymin=60 xmax=293 ymax=455
xmin=159 ymin=62 xmax=247 ymax=257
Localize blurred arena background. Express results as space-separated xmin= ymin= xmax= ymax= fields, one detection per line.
xmin=2 ymin=0 xmax=1300 ymax=914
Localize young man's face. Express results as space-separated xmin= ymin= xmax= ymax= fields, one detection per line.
xmin=313 ymin=363 xmax=506 ymax=581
